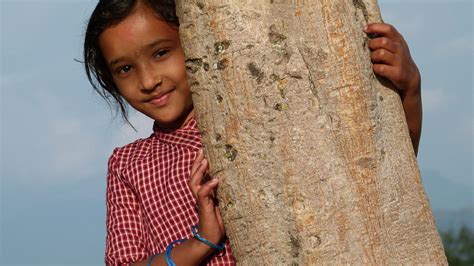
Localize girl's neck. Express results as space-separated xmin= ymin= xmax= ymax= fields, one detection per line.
xmin=155 ymin=107 xmax=195 ymax=131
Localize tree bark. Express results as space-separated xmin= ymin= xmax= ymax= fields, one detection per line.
xmin=176 ymin=0 xmax=447 ymax=264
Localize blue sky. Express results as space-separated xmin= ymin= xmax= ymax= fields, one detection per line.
xmin=1 ymin=0 xmax=472 ymax=265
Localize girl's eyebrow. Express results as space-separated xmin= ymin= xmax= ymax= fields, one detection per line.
xmin=145 ymin=38 xmax=172 ymax=49
xmin=109 ymin=57 xmax=127 ymax=69
xmin=108 ymin=38 xmax=173 ymax=68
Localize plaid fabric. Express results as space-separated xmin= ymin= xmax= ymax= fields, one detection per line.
xmin=105 ymin=117 xmax=236 ymax=265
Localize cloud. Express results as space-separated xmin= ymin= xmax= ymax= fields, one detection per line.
xmin=422 ymin=87 xmax=450 ymax=111
xmin=433 ymin=34 xmax=473 ymax=57
xmin=1 ymin=61 xmax=153 ymax=187
xmin=470 ymin=119 xmax=474 ymax=138
xmin=48 ymin=118 xmax=102 ymax=179
xmin=1 ymin=71 xmax=111 ymax=185
xmin=109 ymin=111 xmax=154 ymax=149
xmin=0 ymin=72 xmax=40 ymax=87
xmin=459 ymin=117 xmax=474 ymax=143
xmin=2 ymin=113 xmax=106 ymax=185
xmin=381 ymin=12 xmax=426 ymax=40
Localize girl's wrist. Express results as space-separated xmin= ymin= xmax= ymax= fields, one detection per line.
xmin=189 ymin=237 xmax=216 ymax=257
xmin=401 ymin=85 xmax=421 ymax=103
xmin=155 ymin=238 xmax=216 ymax=266
xmin=192 ymin=225 xmax=225 ymax=251
xmin=401 ymin=71 xmax=421 ymax=100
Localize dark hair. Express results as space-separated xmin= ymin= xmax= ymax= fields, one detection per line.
xmin=83 ymin=0 xmax=179 ymax=125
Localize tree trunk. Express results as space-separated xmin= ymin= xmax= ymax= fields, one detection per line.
xmin=176 ymin=0 xmax=447 ymax=264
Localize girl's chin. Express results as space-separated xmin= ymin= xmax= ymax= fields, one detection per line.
xmin=153 ymin=110 xmax=194 ymax=130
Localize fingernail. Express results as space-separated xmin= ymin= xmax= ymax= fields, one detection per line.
xmin=210 ymin=178 xmax=218 ymax=184
xmin=364 ymin=25 xmax=368 ymax=32
xmin=201 ymin=159 xmax=207 ymax=165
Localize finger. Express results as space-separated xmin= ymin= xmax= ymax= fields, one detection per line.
xmin=370 ymin=48 xmax=398 ymax=66
xmin=364 ymin=23 xmax=399 ymax=40
xmin=190 ymin=149 xmax=204 ymax=176
xmin=372 ymin=64 xmax=402 ymax=84
xmin=368 ymin=37 xmax=399 ymax=54
xmin=189 ymin=159 xmax=208 ymax=197
xmin=197 ymin=178 xmax=219 ymax=210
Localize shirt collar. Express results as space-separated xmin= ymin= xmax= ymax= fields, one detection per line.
xmin=152 ymin=116 xmax=202 ymax=151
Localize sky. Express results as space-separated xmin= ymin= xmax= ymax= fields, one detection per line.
xmin=1 ymin=0 xmax=472 ymax=265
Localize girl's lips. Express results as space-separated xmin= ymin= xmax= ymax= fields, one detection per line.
xmin=149 ymin=90 xmax=173 ymax=107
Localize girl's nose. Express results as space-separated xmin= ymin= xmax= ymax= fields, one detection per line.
xmin=139 ymin=70 xmax=163 ymax=92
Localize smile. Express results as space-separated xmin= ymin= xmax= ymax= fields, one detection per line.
xmin=149 ymin=90 xmax=173 ymax=107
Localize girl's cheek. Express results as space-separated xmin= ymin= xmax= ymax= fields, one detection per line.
xmin=172 ymin=48 xmax=188 ymax=77
xmin=115 ymin=79 xmax=133 ymax=97
xmin=166 ymin=57 xmax=187 ymax=84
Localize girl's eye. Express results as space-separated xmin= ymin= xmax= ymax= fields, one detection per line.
xmin=118 ymin=65 xmax=132 ymax=74
xmin=154 ymin=50 xmax=169 ymax=59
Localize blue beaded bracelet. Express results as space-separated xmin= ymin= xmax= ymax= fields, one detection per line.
xmin=191 ymin=225 xmax=225 ymax=251
xmin=165 ymin=239 xmax=186 ymax=266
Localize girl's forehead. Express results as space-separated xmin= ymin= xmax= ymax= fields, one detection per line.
xmin=99 ymin=5 xmax=180 ymax=61
xmin=110 ymin=5 xmax=177 ymax=41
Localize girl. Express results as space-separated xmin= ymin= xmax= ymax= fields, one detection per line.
xmin=83 ymin=0 xmax=422 ymax=265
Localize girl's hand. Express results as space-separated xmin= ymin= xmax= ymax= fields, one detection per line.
xmin=364 ymin=23 xmax=423 ymax=156
xmin=189 ymin=149 xmax=225 ymax=247
xmin=364 ymin=23 xmax=421 ymax=98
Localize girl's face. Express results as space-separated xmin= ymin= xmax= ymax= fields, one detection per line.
xmin=99 ymin=4 xmax=193 ymax=129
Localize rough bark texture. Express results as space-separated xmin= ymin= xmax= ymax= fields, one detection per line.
xmin=176 ymin=0 xmax=447 ymax=264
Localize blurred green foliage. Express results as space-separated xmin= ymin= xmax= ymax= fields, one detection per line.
xmin=441 ymin=226 xmax=474 ymax=265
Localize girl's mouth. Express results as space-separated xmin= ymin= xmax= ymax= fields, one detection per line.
xmin=149 ymin=90 xmax=173 ymax=107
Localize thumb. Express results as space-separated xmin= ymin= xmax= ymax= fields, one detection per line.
xmin=197 ymin=178 xmax=219 ymax=210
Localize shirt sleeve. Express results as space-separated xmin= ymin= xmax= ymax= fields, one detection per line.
xmin=105 ymin=149 xmax=148 ymax=265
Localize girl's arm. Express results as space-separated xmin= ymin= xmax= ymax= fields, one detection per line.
xmin=364 ymin=23 xmax=422 ymax=156
xmin=131 ymin=223 xmax=219 ymax=266
xmin=399 ymin=82 xmax=422 ymax=156
xmin=132 ymin=150 xmax=225 ymax=266
xmin=106 ymin=151 xmax=149 ymax=265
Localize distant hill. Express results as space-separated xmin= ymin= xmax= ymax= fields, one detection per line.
xmin=418 ymin=169 xmax=473 ymax=232
xmin=421 ymin=169 xmax=473 ymax=211
xmin=433 ymin=206 xmax=474 ymax=232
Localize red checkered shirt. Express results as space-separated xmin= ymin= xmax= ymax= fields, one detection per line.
xmin=105 ymin=117 xmax=236 ymax=265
